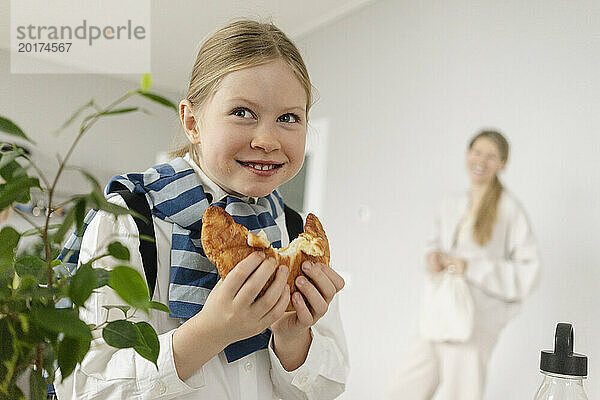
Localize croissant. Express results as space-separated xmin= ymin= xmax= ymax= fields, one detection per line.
xmin=200 ymin=206 xmax=330 ymax=311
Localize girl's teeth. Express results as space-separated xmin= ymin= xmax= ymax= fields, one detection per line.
xmin=248 ymin=163 xmax=275 ymax=171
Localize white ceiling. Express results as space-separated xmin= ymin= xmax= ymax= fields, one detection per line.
xmin=0 ymin=0 xmax=375 ymax=94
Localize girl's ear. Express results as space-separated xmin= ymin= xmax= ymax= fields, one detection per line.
xmin=180 ymin=99 xmax=201 ymax=144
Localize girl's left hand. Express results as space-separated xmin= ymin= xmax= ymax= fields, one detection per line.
xmin=271 ymin=261 xmax=345 ymax=344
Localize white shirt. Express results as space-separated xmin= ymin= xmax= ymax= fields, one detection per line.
xmin=55 ymin=155 xmax=349 ymax=400
xmin=425 ymin=190 xmax=541 ymax=334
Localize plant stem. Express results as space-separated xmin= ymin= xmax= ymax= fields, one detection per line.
xmin=42 ymin=91 xmax=135 ymax=287
xmin=35 ymin=344 xmax=43 ymax=371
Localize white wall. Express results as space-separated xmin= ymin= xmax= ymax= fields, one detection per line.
xmin=0 ymin=49 xmax=182 ymax=201
xmin=297 ymin=0 xmax=599 ymax=398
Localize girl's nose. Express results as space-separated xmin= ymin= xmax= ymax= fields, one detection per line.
xmin=250 ymin=126 xmax=281 ymax=153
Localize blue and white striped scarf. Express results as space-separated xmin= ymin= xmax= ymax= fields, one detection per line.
xmin=58 ymin=157 xmax=285 ymax=362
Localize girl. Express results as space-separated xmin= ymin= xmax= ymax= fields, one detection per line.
xmin=55 ymin=20 xmax=349 ymax=400
xmin=387 ymin=131 xmax=541 ymax=400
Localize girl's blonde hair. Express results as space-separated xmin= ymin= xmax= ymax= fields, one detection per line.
xmin=169 ymin=19 xmax=313 ymax=164
xmin=469 ymin=130 xmax=510 ymax=246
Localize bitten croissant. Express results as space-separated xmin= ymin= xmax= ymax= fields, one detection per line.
xmin=200 ymin=206 xmax=330 ymax=311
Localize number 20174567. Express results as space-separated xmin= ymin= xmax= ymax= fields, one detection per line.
xmin=17 ymin=42 xmax=72 ymax=53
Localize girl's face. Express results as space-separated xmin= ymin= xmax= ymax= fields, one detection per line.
xmin=182 ymin=59 xmax=307 ymax=198
xmin=466 ymin=137 xmax=506 ymax=186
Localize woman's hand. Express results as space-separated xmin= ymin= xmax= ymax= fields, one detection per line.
xmin=426 ymin=251 xmax=445 ymax=273
xmin=442 ymin=256 xmax=467 ymax=275
xmin=173 ymin=251 xmax=290 ymax=380
xmin=270 ymin=261 xmax=345 ymax=370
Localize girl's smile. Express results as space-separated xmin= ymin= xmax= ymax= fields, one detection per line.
xmin=237 ymin=160 xmax=284 ymax=176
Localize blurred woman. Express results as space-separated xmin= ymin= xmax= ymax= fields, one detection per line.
xmin=387 ymin=130 xmax=541 ymax=400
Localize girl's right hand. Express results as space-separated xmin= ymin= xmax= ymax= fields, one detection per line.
xmin=172 ymin=251 xmax=290 ymax=380
xmin=201 ymin=251 xmax=291 ymax=346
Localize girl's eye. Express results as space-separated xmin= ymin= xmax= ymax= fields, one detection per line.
xmin=278 ymin=113 xmax=300 ymax=123
xmin=232 ymin=108 xmax=254 ymax=119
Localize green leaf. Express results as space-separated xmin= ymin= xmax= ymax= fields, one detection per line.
xmin=139 ymin=234 xmax=156 ymax=244
xmin=0 ymin=318 xmax=17 ymax=390
xmin=0 ymin=160 xmax=28 ymax=187
xmin=73 ymin=198 xmax=87 ymax=234
xmin=133 ymin=321 xmax=159 ymax=367
xmin=102 ymin=319 xmax=139 ymax=348
xmin=69 ymin=262 xmax=97 ymax=307
xmin=0 ymin=318 xmax=15 ymax=363
xmin=0 ymin=226 xmax=20 ymax=268
xmin=17 ymin=314 xmax=29 ymax=334
xmin=2 ymin=385 xmax=25 ymax=400
xmin=149 ymin=301 xmax=170 ymax=313
xmin=0 ymin=175 xmax=40 ymax=209
xmin=33 ymin=307 xmax=92 ymax=340
xmin=14 ymin=256 xmax=46 ymax=283
xmin=140 ymin=73 xmax=152 ymax=92
xmin=57 ymin=336 xmax=90 ymax=382
xmin=0 ymin=116 xmax=35 ymax=144
xmin=0 ymin=146 xmax=27 ymax=170
xmin=107 ymin=241 xmax=130 ymax=261
xmin=21 ymin=224 xmax=62 ymax=237
xmin=98 ymin=107 xmax=139 ymax=116
xmin=15 ymin=275 xmax=37 ymax=294
xmin=52 ymin=99 xmax=94 ymax=136
xmin=65 ymin=166 xmax=102 ymax=192
xmin=29 ymin=367 xmax=46 ymax=400
xmin=136 ymin=90 xmax=177 ymax=111
xmin=51 ymin=199 xmax=77 ymax=244
xmin=108 ymin=266 xmax=150 ymax=310
xmin=102 ymin=305 xmax=131 ymax=318
xmin=93 ymin=267 xmax=110 ymax=288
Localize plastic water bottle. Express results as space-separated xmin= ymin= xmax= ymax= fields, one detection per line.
xmin=533 ymin=323 xmax=589 ymax=400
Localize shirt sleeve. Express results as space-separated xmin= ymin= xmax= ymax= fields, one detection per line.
xmin=54 ymin=196 xmax=205 ymax=399
xmin=464 ymin=203 xmax=541 ymax=302
xmin=268 ymin=296 xmax=349 ymax=400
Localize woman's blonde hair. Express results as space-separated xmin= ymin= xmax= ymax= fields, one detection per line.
xmin=169 ymin=19 xmax=313 ymax=164
xmin=469 ymin=130 xmax=510 ymax=246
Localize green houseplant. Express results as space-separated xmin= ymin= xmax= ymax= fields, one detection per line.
xmin=0 ymin=74 xmax=176 ymax=399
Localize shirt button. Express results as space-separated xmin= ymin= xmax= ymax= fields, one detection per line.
xmin=154 ymin=381 xmax=167 ymax=395
xmin=244 ymin=362 xmax=254 ymax=372
xmin=300 ymin=375 xmax=308 ymax=384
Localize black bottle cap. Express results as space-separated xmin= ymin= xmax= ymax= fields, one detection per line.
xmin=540 ymin=323 xmax=587 ymax=377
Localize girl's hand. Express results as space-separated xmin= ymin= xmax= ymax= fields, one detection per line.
xmin=426 ymin=251 xmax=445 ymax=273
xmin=173 ymin=252 xmax=290 ymax=380
xmin=270 ymin=262 xmax=345 ymax=357
xmin=202 ymin=251 xmax=291 ymax=346
xmin=442 ymin=256 xmax=467 ymax=275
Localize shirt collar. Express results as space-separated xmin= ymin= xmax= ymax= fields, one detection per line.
xmin=182 ymin=153 xmax=260 ymax=204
